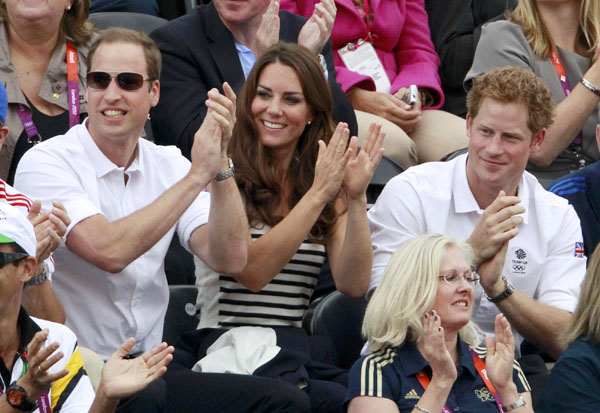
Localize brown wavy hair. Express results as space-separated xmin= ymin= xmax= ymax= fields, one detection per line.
xmin=0 ymin=0 xmax=93 ymax=46
xmin=466 ymin=66 xmax=554 ymax=135
xmin=229 ymin=42 xmax=339 ymax=242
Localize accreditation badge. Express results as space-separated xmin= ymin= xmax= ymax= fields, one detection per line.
xmin=339 ymin=40 xmax=391 ymax=93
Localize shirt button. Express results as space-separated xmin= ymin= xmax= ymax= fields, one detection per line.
xmin=132 ymin=299 xmax=140 ymax=308
xmin=51 ymin=82 xmax=64 ymax=93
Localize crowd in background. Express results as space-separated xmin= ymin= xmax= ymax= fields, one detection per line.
xmin=0 ymin=0 xmax=599 ymax=412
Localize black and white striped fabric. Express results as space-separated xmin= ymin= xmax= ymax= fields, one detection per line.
xmin=195 ymin=225 xmax=326 ymax=329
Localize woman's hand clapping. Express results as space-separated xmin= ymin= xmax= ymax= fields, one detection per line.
xmin=343 ymin=123 xmax=385 ymax=199
xmin=417 ymin=310 xmax=457 ymax=386
xmin=485 ymin=314 xmax=516 ymax=391
xmin=310 ymin=122 xmax=352 ymax=204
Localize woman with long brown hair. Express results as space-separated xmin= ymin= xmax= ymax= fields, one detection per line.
xmin=190 ymin=42 xmax=384 ymax=412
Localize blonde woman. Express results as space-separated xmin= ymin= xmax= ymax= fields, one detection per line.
xmin=466 ymin=0 xmax=600 ymax=183
xmin=346 ymin=234 xmax=532 ymax=413
xmin=537 ymin=244 xmax=600 ymax=411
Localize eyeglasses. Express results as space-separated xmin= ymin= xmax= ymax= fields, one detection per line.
xmin=439 ymin=271 xmax=480 ymax=286
xmin=0 ymin=252 xmax=28 ymax=269
xmin=87 ymin=71 xmax=153 ymax=91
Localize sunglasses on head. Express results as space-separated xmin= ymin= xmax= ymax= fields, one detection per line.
xmin=87 ymin=71 xmax=153 ymax=91
xmin=0 ymin=252 xmax=28 ymax=269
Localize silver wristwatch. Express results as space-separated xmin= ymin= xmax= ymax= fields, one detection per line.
xmin=214 ymin=157 xmax=235 ymax=181
xmin=503 ymin=395 xmax=526 ymax=411
xmin=486 ymin=276 xmax=515 ymax=303
xmin=25 ymin=262 xmax=50 ymax=287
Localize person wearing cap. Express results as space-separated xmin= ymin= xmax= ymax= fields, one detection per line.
xmin=0 ymin=202 xmax=175 ymax=413
xmin=0 ymin=80 xmax=69 ymax=324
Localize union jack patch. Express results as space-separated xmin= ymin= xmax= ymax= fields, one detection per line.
xmin=575 ymin=242 xmax=585 ymax=258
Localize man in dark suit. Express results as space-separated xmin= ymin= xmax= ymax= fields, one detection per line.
xmin=150 ymin=0 xmax=357 ymax=159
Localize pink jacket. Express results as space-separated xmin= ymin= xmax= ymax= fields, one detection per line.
xmin=281 ymin=0 xmax=444 ymax=108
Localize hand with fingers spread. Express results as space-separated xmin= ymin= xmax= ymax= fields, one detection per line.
xmin=256 ymin=0 xmax=280 ymax=58
xmin=298 ymin=0 xmax=336 ymax=55
xmin=485 ymin=314 xmax=516 ymax=392
xmin=467 ymin=190 xmax=525 ymax=266
xmin=97 ymin=338 xmax=174 ymax=401
xmin=310 ymin=122 xmax=352 ymax=204
xmin=17 ymin=330 xmax=68 ymax=401
xmin=418 ymin=310 xmax=457 ymax=385
xmin=343 ymin=123 xmax=385 ymax=199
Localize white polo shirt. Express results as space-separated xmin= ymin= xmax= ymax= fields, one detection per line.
xmin=368 ymin=154 xmax=586 ymax=352
xmin=15 ymin=121 xmax=210 ymax=359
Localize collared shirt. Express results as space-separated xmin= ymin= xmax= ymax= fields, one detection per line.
xmin=234 ymin=41 xmax=328 ymax=81
xmin=368 ymin=154 xmax=586 ymax=355
xmin=14 ymin=121 xmax=211 ymax=359
xmin=235 ymin=42 xmax=256 ymax=80
xmin=0 ymin=308 xmax=95 ymax=412
xmin=0 ymin=22 xmax=96 ymax=181
xmin=346 ymin=340 xmax=530 ymax=412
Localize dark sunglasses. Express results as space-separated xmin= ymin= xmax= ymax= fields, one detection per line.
xmin=87 ymin=71 xmax=153 ymax=91
xmin=0 ymin=252 xmax=28 ymax=269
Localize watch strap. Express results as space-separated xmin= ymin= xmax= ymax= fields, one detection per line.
xmin=214 ymin=157 xmax=235 ymax=182
xmin=503 ymin=394 xmax=526 ymax=411
xmin=25 ymin=263 xmax=49 ymax=287
xmin=7 ymin=383 xmax=38 ymax=411
xmin=486 ymin=276 xmax=515 ymax=303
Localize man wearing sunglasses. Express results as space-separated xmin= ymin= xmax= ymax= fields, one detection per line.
xmin=0 ymin=81 xmax=69 ymax=325
xmin=14 ymin=28 xmax=248 ymax=412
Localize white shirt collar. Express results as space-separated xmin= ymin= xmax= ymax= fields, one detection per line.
xmin=452 ymin=154 xmax=530 ymax=224
xmin=78 ymin=118 xmax=143 ymax=179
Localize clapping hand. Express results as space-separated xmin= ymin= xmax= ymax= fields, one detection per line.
xmin=205 ymin=82 xmax=237 ymax=155
xmin=310 ymin=122 xmax=352 ymax=204
xmin=28 ymin=201 xmax=70 ymax=263
xmin=190 ymin=86 xmax=236 ymax=184
xmin=17 ymin=330 xmax=68 ymax=401
xmin=485 ymin=314 xmax=516 ymax=391
xmin=417 ymin=310 xmax=457 ymax=385
xmin=467 ymin=191 xmax=524 ymax=266
xmin=98 ymin=338 xmax=174 ymax=401
xmin=343 ymin=123 xmax=385 ymax=199
xmin=298 ymin=0 xmax=336 ymax=54
xmin=256 ymin=0 xmax=280 ymax=57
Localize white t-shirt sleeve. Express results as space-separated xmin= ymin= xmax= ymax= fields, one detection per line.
xmin=14 ymin=143 xmax=102 ymax=236
xmin=536 ymin=205 xmax=586 ymax=312
xmin=368 ymin=174 xmax=426 ymax=295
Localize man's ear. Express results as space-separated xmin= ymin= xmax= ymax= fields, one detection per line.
xmin=529 ymin=128 xmax=546 ymax=153
xmin=18 ymin=256 xmax=38 ymax=284
xmin=150 ymin=80 xmax=160 ymax=108
xmin=466 ymin=113 xmax=473 ymax=139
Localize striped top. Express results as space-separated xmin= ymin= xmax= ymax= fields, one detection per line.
xmin=195 ymin=225 xmax=326 ymax=329
xmin=0 ymin=179 xmax=32 ymax=211
xmin=346 ymin=340 xmax=530 ymax=411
